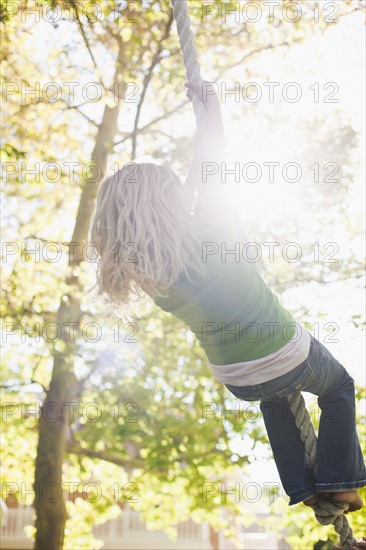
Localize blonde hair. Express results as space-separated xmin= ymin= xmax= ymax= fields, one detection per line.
xmin=88 ymin=162 xmax=205 ymax=306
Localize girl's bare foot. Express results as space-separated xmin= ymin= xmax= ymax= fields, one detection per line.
xmin=331 ymin=490 xmax=363 ymax=512
xmin=303 ymin=495 xmax=318 ymax=507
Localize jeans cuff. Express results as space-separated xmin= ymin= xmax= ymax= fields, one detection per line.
xmin=316 ymin=479 xmax=366 ymax=492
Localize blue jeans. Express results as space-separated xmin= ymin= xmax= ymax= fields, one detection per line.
xmin=225 ymin=335 xmax=366 ymax=505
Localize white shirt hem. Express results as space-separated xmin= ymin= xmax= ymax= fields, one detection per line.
xmin=209 ymin=325 xmax=311 ymax=386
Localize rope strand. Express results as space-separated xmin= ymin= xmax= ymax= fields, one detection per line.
xmin=170 ymin=0 xmax=205 ymax=125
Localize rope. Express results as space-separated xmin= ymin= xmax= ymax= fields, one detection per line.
xmin=170 ymin=5 xmax=357 ymax=546
xmin=170 ymin=0 xmax=205 ymax=126
xmin=287 ymin=392 xmax=356 ymax=549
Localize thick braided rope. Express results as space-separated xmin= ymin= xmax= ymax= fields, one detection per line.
xmin=170 ymin=0 xmax=205 ymax=126
xmin=287 ymin=391 xmax=355 ymax=549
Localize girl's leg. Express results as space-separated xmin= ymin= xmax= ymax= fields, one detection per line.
xmin=314 ymin=363 xmax=365 ymax=506
xmin=226 ymin=335 xmax=366 ymax=507
xmin=259 ymin=395 xmax=317 ymax=505
xmin=226 ymin=365 xmax=319 ymax=505
xmin=269 ymin=336 xmax=366 ymax=505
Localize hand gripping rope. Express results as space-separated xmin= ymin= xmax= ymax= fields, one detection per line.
xmin=170 ymin=2 xmax=356 ymax=547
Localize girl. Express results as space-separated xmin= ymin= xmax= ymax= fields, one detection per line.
xmin=89 ymin=81 xmax=366 ymax=544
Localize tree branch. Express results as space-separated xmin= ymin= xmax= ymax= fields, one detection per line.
xmin=57 ymin=100 xmax=98 ymax=125
xmin=68 ymin=0 xmax=105 ymax=87
xmin=66 ymin=441 xmax=145 ymax=470
xmin=113 ymin=42 xmax=296 ymax=150
xmin=130 ymin=11 xmax=174 ymax=159
xmin=113 ymin=99 xmax=189 ymax=148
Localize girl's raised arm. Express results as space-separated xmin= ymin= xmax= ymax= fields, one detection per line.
xmin=184 ymin=80 xmax=226 ymax=192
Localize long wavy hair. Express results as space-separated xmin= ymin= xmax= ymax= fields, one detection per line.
xmin=88 ymin=162 xmax=205 ymax=306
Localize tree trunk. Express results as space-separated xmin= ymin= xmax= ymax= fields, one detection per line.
xmin=33 ymin=57 xmax=125 ymax=549
xmin=33 ymin=354 xmax=78 ymax=550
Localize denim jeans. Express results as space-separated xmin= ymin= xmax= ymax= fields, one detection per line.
xmin=225 ymin=335 xmax=366 ymax=505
